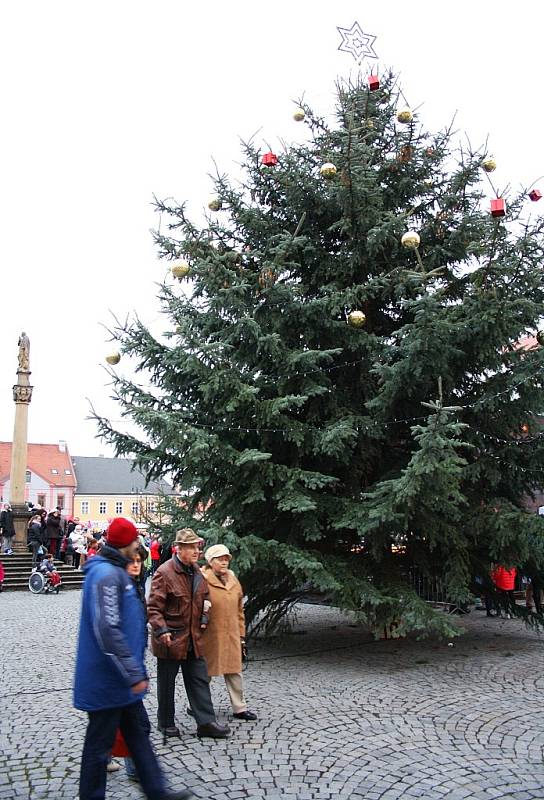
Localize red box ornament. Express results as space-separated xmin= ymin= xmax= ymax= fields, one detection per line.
xmin=262 ymin=152 xmax=278 ymax=167
xmin=529 ymin=189 xmax=542 ymax=202
xmin=490 ymin=198 xmax=506 ymax=217
xmin=368 ymin=74 xmax=380 ymax=91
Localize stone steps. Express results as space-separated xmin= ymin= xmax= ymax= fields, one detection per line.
xmin=1 ymin=553 xmax=84 ymax=591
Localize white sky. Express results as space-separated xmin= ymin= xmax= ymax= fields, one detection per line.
xmin=1 ymin=1 xmax=543 ymax=456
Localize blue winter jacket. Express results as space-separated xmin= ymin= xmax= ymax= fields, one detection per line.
xmin=73 ymin=545 xmax=148 ymax=711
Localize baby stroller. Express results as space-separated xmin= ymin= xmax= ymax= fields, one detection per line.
xmin=28 ymin=568 xmax=62 ymax=594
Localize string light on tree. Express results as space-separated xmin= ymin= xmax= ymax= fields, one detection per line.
xmin=401 ymin=231 xmax=421 ymax=249
xmin=347 ymin=310 xmax=366 ymax=328
xmin=397 ymin=108 xmax=413 ymax=124
xmin=171 ymin=259 xmax=190 ymax=279
xmin=320 ymin=162 xmax=337 ymax=179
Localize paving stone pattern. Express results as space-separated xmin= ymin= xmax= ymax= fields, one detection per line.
xmin=1 ymin=592 xmax=543 ymax=799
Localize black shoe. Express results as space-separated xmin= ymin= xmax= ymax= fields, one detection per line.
xmin=197 ymin=721 xmax=230 ymax=739
xmin=158 ymin=724 xmax=181 ymax=738
xmin=186 ymin=706 xmax=194 ymax=717
xmin=233 ymin=710 xmax=257 ymax=721
xmin=162 ymin=791 xmax=195 ymax=800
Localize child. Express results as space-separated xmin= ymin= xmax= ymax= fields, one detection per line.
xmin=40 ymin=553 xmax=62 ymax=592
xmin=86 ymin=539 xmax=99 ymax=558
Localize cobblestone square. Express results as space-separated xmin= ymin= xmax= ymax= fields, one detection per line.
xmin=1 ymin=592 xmax=543 ymax=799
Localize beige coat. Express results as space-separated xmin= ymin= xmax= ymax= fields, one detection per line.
xmin=201 ymin=566 xmax=245 ymax=676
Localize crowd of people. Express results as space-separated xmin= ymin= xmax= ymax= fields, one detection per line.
xmin=74 ymin=517 xmax=256 ymax=800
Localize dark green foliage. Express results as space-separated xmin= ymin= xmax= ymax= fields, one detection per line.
xmin=95 ymin=71 xmax=544 ymax=637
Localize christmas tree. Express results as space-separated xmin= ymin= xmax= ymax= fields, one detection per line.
xmin=97 ymin=70 xmax=544 ymax=637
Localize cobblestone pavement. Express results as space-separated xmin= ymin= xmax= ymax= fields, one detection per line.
xmin=1 ymin=592 xmax=544 ymax=800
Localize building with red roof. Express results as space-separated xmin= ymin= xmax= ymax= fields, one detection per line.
xmin=0 ymin=441 xmax=76 ymax=514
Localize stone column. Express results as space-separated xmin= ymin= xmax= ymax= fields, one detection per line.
xmin=9 ymin=334 xmax=33 ymax=552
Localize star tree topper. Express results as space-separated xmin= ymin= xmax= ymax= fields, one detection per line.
xmin=337 ymin=22 xmax=378 ymax=65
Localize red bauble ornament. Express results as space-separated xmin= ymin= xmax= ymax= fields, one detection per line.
xmin=262 ymin=152 xmax=278 ymax=167
xmin=529 ymin=189 xmax=542 ymax=202
xmin=368 ymin=74 xmax=380 ymax=91
xmin=490 ymin=198 xmax=506 ymax=217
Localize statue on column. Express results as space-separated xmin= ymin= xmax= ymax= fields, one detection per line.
xmin=17 ymin=332 xmax=30 ymax=372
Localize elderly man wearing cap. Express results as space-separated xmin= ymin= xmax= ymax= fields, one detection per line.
xmin=74 ymin=517 xmax=195 ymax=800
xmin=200 ymin=544 xmax=257 ymax=721
xmin=147 ymin=528 xmax=230 ymax=740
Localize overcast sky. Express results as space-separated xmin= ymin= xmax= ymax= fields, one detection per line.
xmin=1 ymin=1 xmax=543 ymax=457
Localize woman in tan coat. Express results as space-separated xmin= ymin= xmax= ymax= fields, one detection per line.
xmin=200 ymin=544 xmax=257 ymax=721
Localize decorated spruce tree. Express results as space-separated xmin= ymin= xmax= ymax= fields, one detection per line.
xmin=98 ymin=70 xmax=544 ymax=636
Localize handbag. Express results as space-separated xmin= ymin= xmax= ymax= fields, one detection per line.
xmin=37 ymin=545 xmax=45 ymax=556
xmin=111 ymin=729 xmax=131 ymax=757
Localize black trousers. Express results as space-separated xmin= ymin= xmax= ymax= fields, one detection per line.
xmin=157 ymin=653 xmax=215 ymax=728
xmin=79 ymin=700 xmax=166 ymax=800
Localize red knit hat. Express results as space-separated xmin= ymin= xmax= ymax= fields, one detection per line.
xmin=107 ymin=517 xmax=139 ymax=549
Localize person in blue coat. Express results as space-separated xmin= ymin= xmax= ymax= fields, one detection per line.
xmin=74 ymin=517 xmax=196 ymax=800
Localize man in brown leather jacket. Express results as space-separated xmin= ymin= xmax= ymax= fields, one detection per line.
xmin=147 ymin=529 xmax=230 ymax=739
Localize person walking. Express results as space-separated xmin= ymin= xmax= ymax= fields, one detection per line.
xmin=150 ymin=535 xmax=162 ymax=576
xmin=200 ymin=545 xmax=257 ymax=721
xmin=45 ymin=509 xmax=62 ymax=560
xmin=491 ymin=564 xmax=517 ymax=618
xmin=28 ymin=514 xmax=45 ymax=567
xmin=0 ymin=504 xmax=15 ymax=554
xmin=147 ymin=529 xmax=230 ymax=740
xmin=74 ymin=517 xmax=195 ymax=800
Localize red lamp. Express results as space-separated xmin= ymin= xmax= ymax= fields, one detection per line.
xmin=529 ymin=189 xmax=542 ymax=202
xmin=262 ymin=152 xmax=278 ymax=167
xmin=368 ymin=74 xmax=380 ymax=91
xmin=490 ymin=198 xmax=506 ymax=217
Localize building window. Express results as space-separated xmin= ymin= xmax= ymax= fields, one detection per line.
xmin=51 ymin=469 xmax=59 ymax=475
xmin=64 ymin=469 xmax=71 ymax=475
xmin=57 ymin=494 xmax=65 ymax=510
xmin=25 ymin=470 xmax=31 ymax=483
xmin=99 ymin=501 xmax=107 ymax=514
xmin=115 ymin=501 xmax=123 ymax=514
xmin=37 ymin=493 xmax=46 ymax=507
xmin=131 ymin=502 xmax=139 ymax=516
xmin=81 ymin=501 xmax=89 ymax=515
xmin=149 ymin=501 xmax=157 ymax=513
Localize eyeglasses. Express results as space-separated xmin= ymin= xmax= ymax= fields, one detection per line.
xmin=132 ymin=558 xmax=142 ymax=564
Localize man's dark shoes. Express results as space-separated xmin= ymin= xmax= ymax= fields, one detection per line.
xmin=233 ymin=710 xmax=257 ymax=721
xmin=162 ymin=791 xmax=195 ymax=800
xmin=158 ymin=724 xmax=181 ymax=738
xmin=197 ymin=721 xmax=230 ymax=739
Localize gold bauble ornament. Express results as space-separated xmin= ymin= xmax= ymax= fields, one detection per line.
xmin=348 ymin=310 xmax=366 ymax=329
xmin=171 ymin=259 xmax=190 ymax=279
xmin=106 ymin=352 xmax=121 ymax=365
xmin=208 ymin=197 xmax=222 ymax=211
xmin=482 ymin=158 xmax=496 ymax=173
xmin=537 ymin=330 xmax=544 ymax=347
xmin=320 ymin=162 xmax=337 ymax=179
xmin=397 ymin=108 xmax=413 ymax=124
xmin=293 ymin=108 xmax=305 ymax=122
xmin=401 ymin=231 xmax=421 ymax=249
